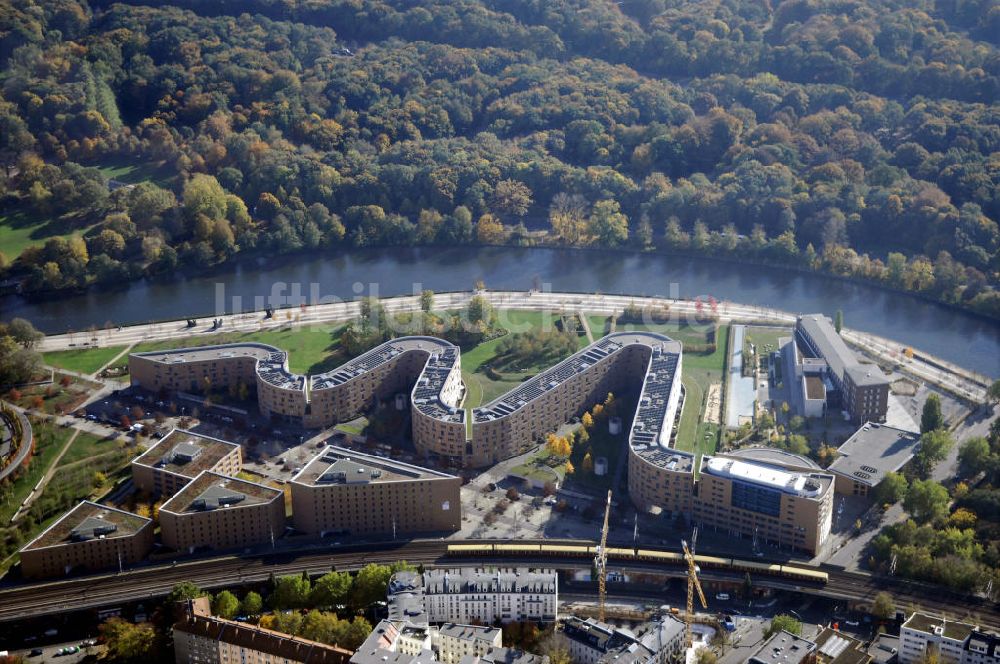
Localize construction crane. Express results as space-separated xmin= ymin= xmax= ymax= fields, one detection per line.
xmin=595 ymin=490 xmax=612 ymax=622
xmin=681 ymin=538 xmax=708 ymax=650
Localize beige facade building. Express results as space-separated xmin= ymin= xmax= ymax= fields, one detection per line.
xmin=435 ymin=624 xmax=503 ymax=664
xmin=131 ymin=429 xmax=242 ymax=497
xmin=421 ymin=568 xmax=558 ymax=625
xmin=290 ymin=446 xmax=461 ymax=537
xmin=159 ymin=471 xmax=285 ymax=553
xmin=19 ymin=501 xmax=154 ymax=579
xmin=128 ymin=332 xmax=682 ymax=470
xmin=693 ymin=456 xmax=835 ymax=555
xmin=174 ymin=597 xmax=351 ymax=664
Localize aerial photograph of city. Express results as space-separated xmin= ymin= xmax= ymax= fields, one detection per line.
xmin=0 ymin=0 xmax=998 ymax=663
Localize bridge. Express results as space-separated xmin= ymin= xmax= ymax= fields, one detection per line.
xmin=0 ymin=539 xmax=994 ymax=625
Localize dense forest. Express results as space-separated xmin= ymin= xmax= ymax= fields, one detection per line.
xmin=0 ymin=0 xmax=998 ymax=315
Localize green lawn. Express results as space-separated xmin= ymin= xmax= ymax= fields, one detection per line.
xmin=674 ymin=324 xmax=731 ymax=460
xmin=0 ymin=421 xmax=73 ymax=525
xmin=61 ymin=431 xmax=120 ymax=465
xmin=0 ymin=207 xmax=95 ymax=260
xmin=133 ymin=324 xmax=345 ymax=375
xmin=43 ymin=345 xmax=128 ymax=374
xmin=94 ymin=159 xmax=175 ymax=187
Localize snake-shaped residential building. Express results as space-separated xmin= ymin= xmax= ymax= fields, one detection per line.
xmin=130 ymin=331 xmax=834 ymax=554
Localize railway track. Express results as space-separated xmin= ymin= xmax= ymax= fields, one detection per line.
xmin=0 ymin=540 xmax=995 ymax=625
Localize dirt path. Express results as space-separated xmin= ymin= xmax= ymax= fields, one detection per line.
xmin=579 ymin=311 xmax=595 ymax=344
xmin=92 ymin=342 xmax=135 ymax=378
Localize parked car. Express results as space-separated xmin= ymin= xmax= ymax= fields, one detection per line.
xmin=715 ymin=593 xmax=730 ymax=601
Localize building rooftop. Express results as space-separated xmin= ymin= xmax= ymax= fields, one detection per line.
xmin=965 ymin=630 xmax=1000 ymax=658
xmin=749 ymin=630 xmax=817 ymax=664
xmin=903 ymin=612 xmax=977 ymax=642
xmin=159 ymin=471 xmax=282 ymax=515
xmin=473 ymin=332 xmax=680 ymax=424
xmin=423 ymin=568 xmax=557 ymax=595
xmin=702 ymin=456 xmax=832 ymax=498
xmin=132 ymin=429 xmax=240 ymax=479
xmin=438 ymin=623 xmax=501 ymax=643
xmin=22 ymin=501 xmax=151 ymax=551
xmin=387 ymin=571 xmax=426 ymax=624
xmin=829 ymin=423 xmax=921 ymax=487
xmin=292 ymin=446 xmax=458 ymax=487
xmin=562 ymin=617 xmax=629 ymax=654
xmin=724 ymin=447 xmax=820 ymax=470
xmin=797 ymin=315 xmax=888 ymax=387
xmin=132 ymin=342 xmax=276 ymax=365
xmin=459 ymin=647 xmax=547 ymax=664
xmin=813 ymin=627 xmax=871 ymax=664
xmin=176 ymin=613 xmax=350 ymax=664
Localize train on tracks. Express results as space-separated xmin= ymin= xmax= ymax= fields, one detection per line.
xmin=446 ymin=542 xmax=829 ymax=586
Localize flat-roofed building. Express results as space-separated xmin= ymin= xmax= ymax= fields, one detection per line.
xmin=174 ymin=598 xmax=351 ymax=664
xmin=159 ymin=471 xmax=285 ymax=553
xmin=828 ymin=423 xmax=921 ymax=497
xmin=796 ymin=315 xmax=889 ymax=425
xmin=900 ymin=613 xmax=977 ymax=664
xmin=19 ymin=501 xmax=153 ymax=579
xmin=694 ymin=455 xmax=835 ymax=555
xmin=422 ymin=568 xmax=558 ymax=625
xmin=749 ymin=630 xmax=818 ymax=664
xmin=131 ymin=429 xmax=242 ymax=497
xmin=290 ymin=446 xmax=461 ymax=537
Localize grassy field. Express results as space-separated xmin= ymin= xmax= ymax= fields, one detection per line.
xmin=133 ymin=324 xmax=346 ymax=375
xmin=94 ymin=159 xmax=174 ymax=187
xmin=0 ymin=421 xmax=73 ymax=525
xmin=0 ymin=207 xmax=95 ymax=260
xmin=60 ymin=431 xmax=121 ymax=465
xmin=743 ymin=325 xmax=792 ymax=357
xmin=674 ymin=325 xmax=730 ymax=459
xmin=43 ymin=345 xmax=128 ymax=374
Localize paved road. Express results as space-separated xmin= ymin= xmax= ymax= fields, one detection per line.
xmin=36 ymin=291 xmax=992 ymax=402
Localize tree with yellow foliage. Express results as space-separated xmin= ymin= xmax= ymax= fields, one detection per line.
xmin=476 ymin=213 xmax=506 ymax=244
xmin=582 ymin=452 xmax=594 ymax=474
xmin=581 ymin=412 xmax=594 ymax=429
xmin=565 ymin=460 xmax=575 ymax=475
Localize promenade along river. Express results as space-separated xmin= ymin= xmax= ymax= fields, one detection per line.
xmin=1 ymin=246 xmax=997 ymax=374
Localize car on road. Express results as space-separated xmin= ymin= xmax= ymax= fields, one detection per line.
xmin=715 ymin=593 xmax=730 ymax=601
xmin=29 ymin=649 xmax=43 ymax=657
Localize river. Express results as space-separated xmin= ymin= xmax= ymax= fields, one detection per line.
xmin=1 ymin=246 xmax=997 ymax=374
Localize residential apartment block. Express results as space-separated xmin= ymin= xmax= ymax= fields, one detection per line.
xmin=290 ymin=446 xmax=461 ymax=537
xmin=174 ymin=598 xmax=351 ymax=664
xmin=351 ymin=620 xmax=544 ymax=664
xmin=400 ymin=568 xmax=558 ymax=625
xmin=131 ymin=429 xmax=242 ymax=497
xmin=159 ymin=471 xmax=285 ymax=553
xmin=901 ymin=613 xmax=978 ymax=664
xmin=749 ymin=630 xmax=818 ymax=664
xmin=19 ymin=501 xmax=154 ymax=579
xmin=129 ymin=332 xmax=682 ymax=469
xmin=561 ymin=616 xmax=686 ymax=664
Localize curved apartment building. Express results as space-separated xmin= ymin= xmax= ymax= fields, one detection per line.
xmin=129 ymin=332 xmax=683 ymax=469
xmin=129 ymin=327 xmax=832 ymax=554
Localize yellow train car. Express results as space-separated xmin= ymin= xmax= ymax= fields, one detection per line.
xmin=778 ymin=566 xmax=828 ymax=583
xmin=540 ymin=544 xmax=593 ymax=557
xmin=605 ymin=547 xmax=637 ymax=559
xmin=447 ymin=543 xmax=493 ymax=555
xmin=692 ymin=554 xmax=731 ymax=569
xmin=494 ymin=543 xmax=544 ymax=554
xmin=633 ymin=549 xmax=685 ymax=564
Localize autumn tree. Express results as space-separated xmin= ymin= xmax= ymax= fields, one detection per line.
xmin=588 ymin=199 xmax=629 ymax=247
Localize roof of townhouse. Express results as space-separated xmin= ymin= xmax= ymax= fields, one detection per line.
xmin=176 ymin=613 xmax=351 ymax=664
xmin=749 ymin=630 xmax=817 ymax=664
xmin=438 ymin=623 xmax=501 ymax=643
xmin=131 ymin=429 xmax=240 ymax=478
xmin=22 ymin=501 xmax=151 ymax=551
xmin=159 ymin=471 xmax=281 ymax=515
